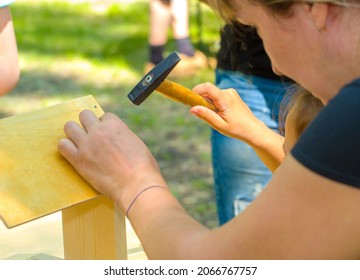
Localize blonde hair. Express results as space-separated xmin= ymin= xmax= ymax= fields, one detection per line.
xmin=279 ymin=87 xmax=323 ymax=138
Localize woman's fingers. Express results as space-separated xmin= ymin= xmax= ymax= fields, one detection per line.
xmin=60 ymin=110 xmax=101 ymax=164
xmin=58 ymin=137 xmax=79 ymax=166
xmin=63 ymin=121 xmax=86 ymax=146
xmin=193 ymin=82 xmax=235 ymax=112
xmin=79 ymin=109 xmax=100 ymax=132
xmin=62 ymin=110 xmax=103 ymax=147
xmin=193 ymin=82 xmax=220 ymax=103
xmin=190 ymin=105 xmax=227 ymax=131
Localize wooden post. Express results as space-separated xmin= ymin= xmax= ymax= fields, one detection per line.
xmin=62 ymin=195 xmax=127 ymax=260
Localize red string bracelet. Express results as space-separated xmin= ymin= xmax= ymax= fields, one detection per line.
xmin=126 ymin=185 xmax=168 ymax=218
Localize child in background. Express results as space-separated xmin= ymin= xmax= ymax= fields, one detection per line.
xmin=280 ymin=88 xmax=324 ymax=155
xmin=145 ymin=0 xmax=208 ymax=77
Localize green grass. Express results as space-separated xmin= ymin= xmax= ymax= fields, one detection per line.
xmin=5 ymin=0 xmax=223 ymax=228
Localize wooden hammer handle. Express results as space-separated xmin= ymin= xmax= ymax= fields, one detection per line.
xmin=156 ymin=79 xmax=217 ymax=111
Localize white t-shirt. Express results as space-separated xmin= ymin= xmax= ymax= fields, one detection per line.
xmin=0 ymin=0 xmax=15 ymax=8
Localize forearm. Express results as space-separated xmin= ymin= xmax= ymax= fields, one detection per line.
xmin=123 ymin=185 xmax=211 ymax=259
xmin=0 ymin=58 xmax=20 ymax=95
xmin=247 ymin=121 xmax=285 ymax=172
xmin=0 ymin=7 xmax=19 ymax=95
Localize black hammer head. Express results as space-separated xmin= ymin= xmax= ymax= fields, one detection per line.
xmin=127 ymin=51 xmax=181 ymax=105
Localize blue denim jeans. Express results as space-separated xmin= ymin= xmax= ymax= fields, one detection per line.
xmin=212 ymin=69 xmax=288 ymax=225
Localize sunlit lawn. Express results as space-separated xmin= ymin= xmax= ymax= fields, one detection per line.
xmin=4 ymin=0 xmax=224 ymax=228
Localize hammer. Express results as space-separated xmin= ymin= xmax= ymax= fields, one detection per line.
xmin=127 ymin=52 xmax=216 ymax=111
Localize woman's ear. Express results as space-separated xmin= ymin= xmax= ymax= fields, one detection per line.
xmin=308 ymin=3 xmax=329 ymax=31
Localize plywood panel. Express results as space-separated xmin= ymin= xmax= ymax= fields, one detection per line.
xmin=0 ymin=96 xmax=102 ymax=228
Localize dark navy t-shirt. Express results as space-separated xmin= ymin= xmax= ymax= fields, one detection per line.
xmin=291 ymin=77 xmax=360 ymax=188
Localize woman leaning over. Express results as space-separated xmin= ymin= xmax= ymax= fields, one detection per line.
xmin=58 ymin=0 xmax=360 ymax=259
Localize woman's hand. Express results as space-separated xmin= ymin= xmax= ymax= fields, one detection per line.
xmin=58 ymin=110 xmax=166 ymax=211
xmin=191 ymin=82 xmax=266 ymax=146
xmin=191 ymin=82 xmax=285 ymax=171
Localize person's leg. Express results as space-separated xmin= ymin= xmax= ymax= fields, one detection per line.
xmin=148 ymin=0 xmax=171 ymax=65
xmin=212 ymin=69 xmax=288 ymax=225
xmin=146 ymin=0 xmax=208 ymax=76
xmin=170 ymin=0 xmax=194 ymax=57
xmin=170 ymin=0 xmax=189 ymax=40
